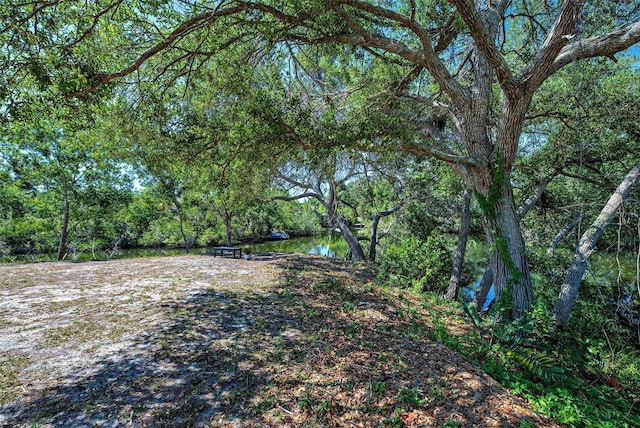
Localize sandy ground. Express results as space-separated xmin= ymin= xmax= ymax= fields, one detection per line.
xmin=0 ymin=254 xmax=560 ymax=427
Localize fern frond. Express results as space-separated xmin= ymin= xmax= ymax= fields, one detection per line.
xmin=507 ymin=347 xmax=565 ymax=382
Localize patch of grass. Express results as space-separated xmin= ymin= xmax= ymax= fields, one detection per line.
xmin=343 ymin=301 xmax=355 ymax=312
xmin=345 ymin=322 xmax=361 ymax=338
xmin=0 ymin=355 xmax=29 ymax=404
xmin=316 ymin=399 xmax=331 ymax=414
xmin=427 ymin=379 xmax=448 ymax=405
xmin=297 ymin=389 xmax=313 ymax=409
xmin=312 ymin=276 xmax=341 ymax=291
xmin=384 ymin=409 xmax=404 ymax=428
xmin=44 ymin=319 xmax=101 ymax=346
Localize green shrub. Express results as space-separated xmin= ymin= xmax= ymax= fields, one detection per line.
xmin=378 ymin=233 xmax=452 ymax=292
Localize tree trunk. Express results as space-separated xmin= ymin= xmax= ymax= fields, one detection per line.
xmin=473 ymin=178 xmax=534 ymax=319
xmin=472 ymin=256 xmax=495 ymax=312
xmin=492 ymin=183 xmax=534 ymax=319
xmin=446 ymin=188 xmax=472 ymax=300
xmin=173 ymin=197 xmax=190 ymax=253
xmin=369 ymin=202 xmax=404 ymax=262
xmin=465 ymin=91 xmax=535 ymax=319
xmin=553 ymin=161 xmax=640 ymax=326
xmin=57 ymin=194 xmax=70 ymax=261
xmin=472 ymin=173 xmax=554 ymax=311
xmin=369 ymin=213 xmax=381 ymax=262
xmin=225 ymin=214 xmax=233 ymax=247
xmin=336 ymin=216 xmax=366 ymax=261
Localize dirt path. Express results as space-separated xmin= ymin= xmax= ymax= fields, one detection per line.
xmin=0 ymin=254 xmax=559 ymax=427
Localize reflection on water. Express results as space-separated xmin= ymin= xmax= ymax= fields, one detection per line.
xmin=248 ymin=233 xmax=349 ymax=259
xmin=590 ymin=252 xmax=638 ymax=283
xmin=462 ymin=249 xmax=638 ymax=310
xmin=0 ymin=234 xmax=352 ymax=263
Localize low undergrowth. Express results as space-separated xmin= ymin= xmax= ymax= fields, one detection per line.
xmin=413 ymin=291 xmax=640 ymax=428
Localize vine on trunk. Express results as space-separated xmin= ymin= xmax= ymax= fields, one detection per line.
xmin=474 ymin=154 xmax=523 ymax=292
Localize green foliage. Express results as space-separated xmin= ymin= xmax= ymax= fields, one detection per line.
xmin=378 ymin=233 xmax=452 ymax=293
xmin=397 ymin=386 xmax=426 ymax=407
xmin=446 ymin=305 xmax=640 ymax=426
xmin=402 ymin=161 xmax=466 ymax=240
xmin=474 ymin=154 xmax=508 ymax=221
xmin=505 ymin=347 xmax=565 ymax=383
xmin=462 ymin=302 xmax=483 ymax=328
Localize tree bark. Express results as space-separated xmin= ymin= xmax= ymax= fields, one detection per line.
xmin=224 ymin=214 xmax=233 ymax=247
xmin=369 ymin=202 xmax=404 ymax=262
xmin=491 ymin=183 xmax=534 ymax=319
xmin=57 ymin=194 xmax=70 ymax=261
xmin=553 ymin=161 xmax=640 ymax=326
xmin=173 ymin=196 xmax=190 ymax=253
xmin=472 ymin=172 xmax=556 ymax=311
xmin=335 ymin=215 xmax=365 ymax=261
xmin=472 ymin=255 xmax=495 ymax=312
xmin=446 ymin=188 xmax=472 ymax=300
xmin=369 ymin=213 xmax=381 ymax=262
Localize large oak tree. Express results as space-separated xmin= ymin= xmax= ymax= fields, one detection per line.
xmin=3 ymin=1 xmax=640 ymax=319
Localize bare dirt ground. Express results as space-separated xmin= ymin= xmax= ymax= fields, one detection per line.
xmin=0 ymin=254 xmax=560 ymax=427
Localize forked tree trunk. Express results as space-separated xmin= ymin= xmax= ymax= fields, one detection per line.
xmin=336 ymin=216 xmax=366 ymax=261
xmin=57 ymin=194 xmax=70 ymax=261
xmin=446 ymin=188 xmax=472 ymax=300
xmin=554 ymin=161 xmax=640 ymax=326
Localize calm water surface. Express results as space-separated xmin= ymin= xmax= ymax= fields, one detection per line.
xmin=2 ymin=234 xmax=350 ymax=263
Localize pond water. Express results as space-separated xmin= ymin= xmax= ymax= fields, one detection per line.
xmin=248 ymin=233 xmax=350 ymax=258
xmin=1 ymin=233 xmax=351 ymax=263
xmin=461 ymin=244 xmax=639 ymax=309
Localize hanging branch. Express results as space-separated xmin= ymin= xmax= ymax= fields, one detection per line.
xmin=65 ymin=4 xmax=253 ymax=97
xmin=554 ymin=161 xmax=640 ymax=326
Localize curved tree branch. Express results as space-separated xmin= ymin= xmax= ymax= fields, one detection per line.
xmin=521 ymin=0 xmax=584 ymax=89
xmin=517 ymin=171 xmax=558 ymax=219
xmin=450 ymin=0 xmax=515 ymax=90
xmin=551 ymin=21 xmax=640 ymax=74
xmin=329 ymin=0 xmax=468 ymax=109
xmin=66 ymin=4 xmax=252 ymax=97
xmin=271 ymin=192 xmax=321 ymax=202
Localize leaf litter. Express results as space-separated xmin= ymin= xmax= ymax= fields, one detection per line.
xmin=0 ymin=253 xmax=560 ymax=427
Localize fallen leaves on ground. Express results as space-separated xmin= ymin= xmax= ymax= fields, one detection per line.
xmin=0 ymin=254 xmax=560 ymax=427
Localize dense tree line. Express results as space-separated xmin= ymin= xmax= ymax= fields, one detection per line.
xmin=2 ymin=3 xmax=640 ymax=421
xmin=3 ymin=0 xmax=639 ymax=322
